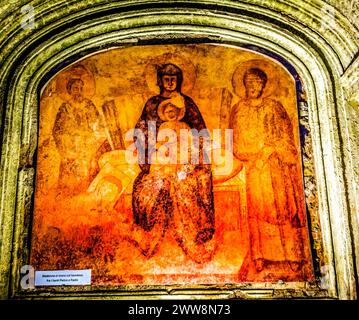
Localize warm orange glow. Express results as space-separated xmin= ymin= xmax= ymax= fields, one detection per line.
xmin=31 ymin=44 xmax=314 ymax=285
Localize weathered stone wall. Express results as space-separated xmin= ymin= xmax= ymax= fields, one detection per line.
xmin=0 ymin=0 xmax=358 ymax=299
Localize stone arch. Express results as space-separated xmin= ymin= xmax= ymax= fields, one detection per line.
xmin=0 ymin=1 xmax=357 ymax=299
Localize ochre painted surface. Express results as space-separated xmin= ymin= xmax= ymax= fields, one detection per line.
xmin=31 ymin=44 xmax=314 ymax=285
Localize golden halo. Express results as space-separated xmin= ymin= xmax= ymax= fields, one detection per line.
xmin=56 ymin=64 xmax=96 ymax=100
xmin=232 ymin=59 xmax=280 ymax=99
xmin=144 ymin=53 xmax=196 ymax=95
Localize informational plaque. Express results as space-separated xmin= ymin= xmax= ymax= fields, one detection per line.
xmin=35 ymin=270 xmax=92 ymax=286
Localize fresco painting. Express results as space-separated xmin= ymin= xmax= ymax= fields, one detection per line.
xmin=31 ymin=44 xmax=314 ymax=285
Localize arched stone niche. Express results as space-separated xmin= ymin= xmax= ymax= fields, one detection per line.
xmin=0 ymin=1 xmax=357 ymax=299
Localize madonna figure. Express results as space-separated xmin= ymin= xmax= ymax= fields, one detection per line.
xmin=132 ymin=63 xmax=215 ymax=262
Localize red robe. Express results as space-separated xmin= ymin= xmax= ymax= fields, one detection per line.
xmin=132 ymin=94 xmax=215 ymax=260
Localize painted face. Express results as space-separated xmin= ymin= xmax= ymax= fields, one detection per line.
xmin=162 ymin=75 xmax=177 ymax=92
xmin=164 ymin=104 xmax=180 ymax=121
xmin=244 ymin=74 xmax=265 ymax=99
xmin=70 ymin=81 xmax=84 ymax=101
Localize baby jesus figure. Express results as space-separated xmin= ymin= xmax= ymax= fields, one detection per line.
xmin=150 ymin=94 xmax=196 ymax=177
